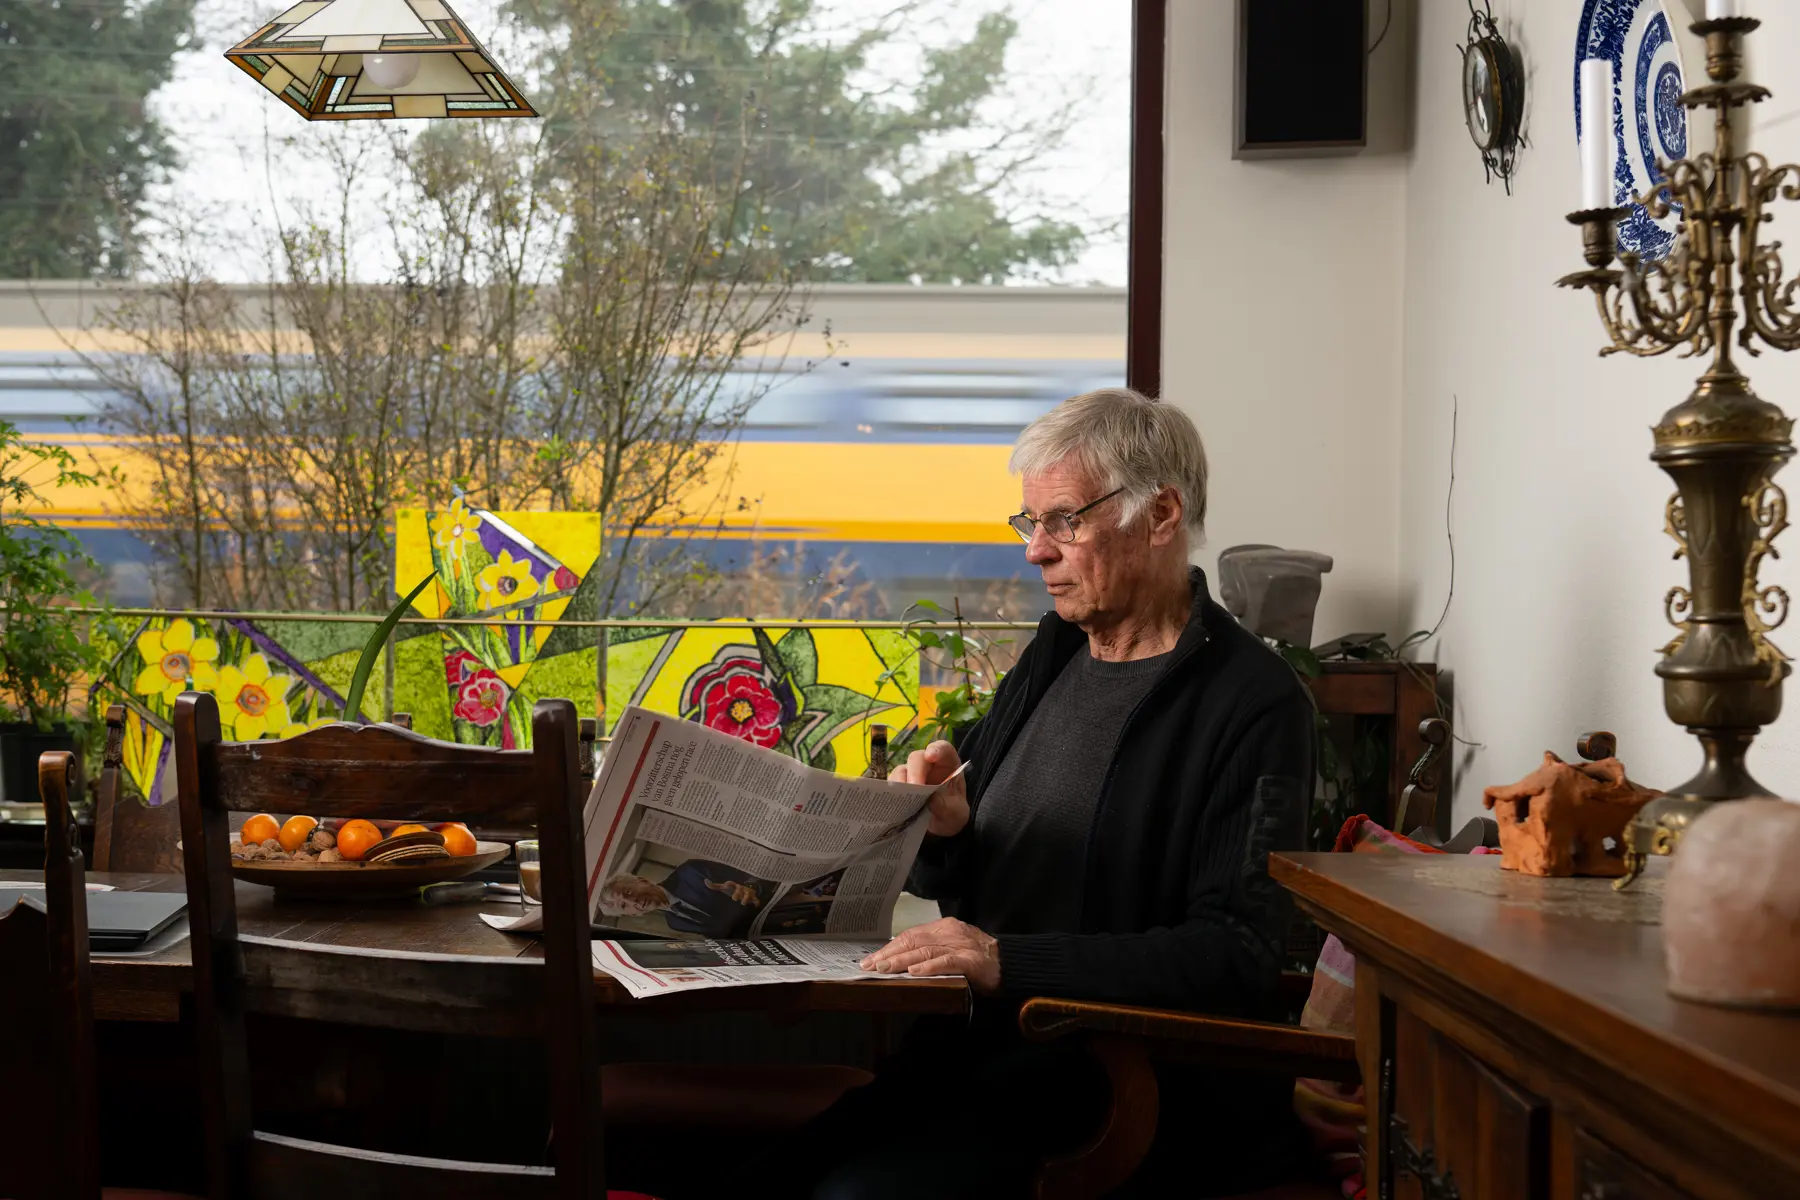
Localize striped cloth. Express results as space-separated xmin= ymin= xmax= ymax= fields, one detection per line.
xmin=1291 ymin=815 xmax=1495 ymax=1198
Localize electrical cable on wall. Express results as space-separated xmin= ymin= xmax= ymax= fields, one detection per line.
xmin=1369 ymin=0 xmax=1394 ymax=54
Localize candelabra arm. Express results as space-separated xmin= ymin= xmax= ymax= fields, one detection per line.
xmin=1740 ymin=162 xmax=1800 ymax=353
xmin=1560 ymin=208 xmax=1711 ymax=358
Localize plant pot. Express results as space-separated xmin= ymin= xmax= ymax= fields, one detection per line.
xmin=0 ymin=721 xmax=82 ymax=808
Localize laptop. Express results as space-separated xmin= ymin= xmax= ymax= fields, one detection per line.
xmin=0 ymin=888 xmax=188 ymax=953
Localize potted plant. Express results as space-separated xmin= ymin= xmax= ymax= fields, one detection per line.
xmin=884 ymin=599 xmax=1010 ymax=759
xmin=0 ymin=421 xmax=112 ymax=806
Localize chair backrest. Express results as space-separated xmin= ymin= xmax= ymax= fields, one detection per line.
xmin=0 ymin=752 xmax=102 ymax=1200
xmin=92 ymin=703 xmax=185 ymax=875
xmin=173 ymin=693 xmax=602 ymax=1200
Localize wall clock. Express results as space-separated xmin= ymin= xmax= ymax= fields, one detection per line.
xmin=1460 ymin=0 xmax=1526 ymax=192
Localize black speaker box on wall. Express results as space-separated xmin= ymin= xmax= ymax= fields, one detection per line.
xmin=1234 ymin=0 xmax=1369 ymax=158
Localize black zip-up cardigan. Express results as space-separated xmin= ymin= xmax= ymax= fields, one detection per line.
xmin=908 ymin=568 xmax=1313 ymax=1016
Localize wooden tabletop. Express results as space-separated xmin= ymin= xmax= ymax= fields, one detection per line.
xmin=1271 ymin=852 xmax=1800 ymax=1170
xmin=7 ymin=869 xmax=967 ymax=1021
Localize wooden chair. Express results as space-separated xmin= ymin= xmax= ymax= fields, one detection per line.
xmin=173 ymin=692 xmax=654 ymax=1200
xmin=91 ymin=704 xmax=184 ymax=875
xmin=0 ymin=751 xmax=198 ymax=1200
xmin=1019 ymin=998 xmax=1356 ymax=1200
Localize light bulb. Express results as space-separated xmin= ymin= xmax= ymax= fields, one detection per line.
xmin=363 ymin=53 xmax=422 ymax=91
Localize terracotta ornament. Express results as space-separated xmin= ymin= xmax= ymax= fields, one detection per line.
xmin=1664 ymin=798 xmax=1800 ymax=1010
xmin=1482 ymin=753 xmax=1657 ymax=877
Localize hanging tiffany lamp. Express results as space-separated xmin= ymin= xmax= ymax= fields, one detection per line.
xmin=225 ymin=0 xmax=537 ymax=121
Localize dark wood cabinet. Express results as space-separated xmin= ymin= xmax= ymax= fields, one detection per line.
xmin=1274 ymin=853 xmax=1798 ymax=1200
xmin=1306 ymin=662 xmax=1443 ymax=833
xmin=1385 ymin=1008 xmax=1547 ymax=1200
xmin=1573 ymin=1127 xmax=1695 ymax=1200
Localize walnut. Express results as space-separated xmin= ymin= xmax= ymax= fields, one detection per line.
xmin=240 ymin=843 xmax=266 ymax=860
xmin=311 ymin=828 xmax=336 ymax=849
xmin=260 ymin=838 xmax=281 ymax=853
xmin=318 ymin=848 xmax=343 ymax=863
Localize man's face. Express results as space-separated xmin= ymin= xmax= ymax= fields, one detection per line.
xmin=600 ymin=875 xmax=671 ymax=917
xmin=1021 ymin=458 xmax=1154 ymax=627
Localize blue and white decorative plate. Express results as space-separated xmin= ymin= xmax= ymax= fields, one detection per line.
xmin=1575 ymin=0 xmax=1690 ymax=261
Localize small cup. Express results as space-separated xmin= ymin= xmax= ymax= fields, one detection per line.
xmin=515 ymin=839 xmax=542 ymax=906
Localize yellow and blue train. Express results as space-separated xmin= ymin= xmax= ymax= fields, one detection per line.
xmin=2 ymin=282 xmax=1125 ymax=613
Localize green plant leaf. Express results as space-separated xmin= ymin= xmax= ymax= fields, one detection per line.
xmin=1277 ymin=642 xmax=1323 ymax=679
xmin=775 ymin=627 xmax=819 ymax=688
xmin=344 ymin=575 xmax=436 ymax=723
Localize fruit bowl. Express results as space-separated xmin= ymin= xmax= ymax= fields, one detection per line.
xmin=229 ymin=840 xmax=510 ymax=899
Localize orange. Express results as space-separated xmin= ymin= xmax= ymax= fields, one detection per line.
xmin=239 ymin=814 xmax=279 ymax=846
xmin=436 ymin=822 xmax=477 ymax=857
xmin=391 ymin=823 xmax=430 ymax=837
xmin=336 ymin=819 xmax=383 ymax=862
xmin=278 ymin=815 xmax=319 ymax=852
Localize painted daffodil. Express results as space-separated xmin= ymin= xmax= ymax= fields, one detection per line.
xmin=279 ymin=714 xmax=338 ymax=739
xmin=215 ymin=653 xmax=295 ymax=741
xmin=476 ymin=548 xmax=540 ymax=611
xmin=132 ymin=619 xmax=220 ymax=702
xmin=431 ymin=497 xmax=484 ymax=562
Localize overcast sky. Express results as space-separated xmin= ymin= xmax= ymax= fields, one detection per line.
xmin=150 ymin=0 xmax=1132 ymax=285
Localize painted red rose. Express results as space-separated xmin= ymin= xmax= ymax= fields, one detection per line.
xmin=552 ymin=565 xmax=578 ymax=592
xmin=445 ymin=649 xmax=482 ymax=686
xmin=698 ymin=669 xmax=785 ymax=748
xmin=455 ymin=670 xmax=508 ymax=727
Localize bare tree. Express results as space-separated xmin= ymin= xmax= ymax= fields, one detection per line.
xmin=78 ymin=58 xmax=811 ymax=615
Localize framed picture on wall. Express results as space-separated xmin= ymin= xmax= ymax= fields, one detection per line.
xmin=1233 ymin=0 xmax=1370 ymax=159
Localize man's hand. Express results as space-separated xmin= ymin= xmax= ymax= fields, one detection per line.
xmin=861 ymin=918 xmax=1000 ymax=994
xmin=704 ymin=879 xmax=762 ymax=906
xmin=889 ymin=740 xmax=969 ymax=837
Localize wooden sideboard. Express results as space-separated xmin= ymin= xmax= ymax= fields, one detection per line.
xmin=1271 ymin=852 xmax=1800 ymax=1200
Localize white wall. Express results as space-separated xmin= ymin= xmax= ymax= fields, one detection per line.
xmin=1161 ymin=0 xmax=1415 ymax=642
xmin=1397 ymin=0 xmax=1800 ymax=822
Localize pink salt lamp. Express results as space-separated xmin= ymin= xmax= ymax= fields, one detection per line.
xmin=1664 ymin=798 xmax=1800 ymax=1009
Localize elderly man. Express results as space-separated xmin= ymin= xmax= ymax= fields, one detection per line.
xmin=796 ymin=388 xmax=1313 ymax=1199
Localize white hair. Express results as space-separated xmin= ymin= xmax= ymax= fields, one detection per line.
xmin=1009 ymin=387 xmax=1208 ymax=537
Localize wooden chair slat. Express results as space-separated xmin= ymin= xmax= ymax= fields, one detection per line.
xmin=0 ymin=752 xmax=104 ymax=1199
xmin=0 ymin=897 xmax=58 ymax=1200
xmin=238 ymin=937 xmax=541 ymax=1037
xmin=247 ymin=1131 xmax=555 ymax=1200
xmin=210 ymin=723 xmax=539 ymax=820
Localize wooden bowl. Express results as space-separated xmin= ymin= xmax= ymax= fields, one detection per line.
xmin=230 ymin=840 xmax=511 ymax=899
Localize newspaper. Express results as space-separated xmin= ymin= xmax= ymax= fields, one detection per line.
xmin=591 ymin=937 xmax=898 ymax=1000
xmin=484 ymin=704 xmax=964 ymax=996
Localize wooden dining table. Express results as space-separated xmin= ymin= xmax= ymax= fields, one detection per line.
xmin=10 ymin=868 xmax=970 ymax=1023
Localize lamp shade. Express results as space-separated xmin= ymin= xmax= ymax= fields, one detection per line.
xmin=225 ymin=0 xmax=537 ymax=121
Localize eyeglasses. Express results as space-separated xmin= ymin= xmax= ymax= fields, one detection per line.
xmin=1007 ymin=487 xmax=1124 ymax=544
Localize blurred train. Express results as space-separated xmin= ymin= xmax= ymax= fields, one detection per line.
xmin=1 ymin=282 xmax=1125 ymax=616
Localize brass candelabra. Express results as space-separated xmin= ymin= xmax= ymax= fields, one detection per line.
xmin=1558 ymin=15 xmax=1800 ymax=887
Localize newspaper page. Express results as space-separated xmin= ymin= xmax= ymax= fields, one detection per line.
xmin=591 ymin=937 xmax=899 ymax=999
xmin=484 ymin=705 xmax=963 ymax=996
